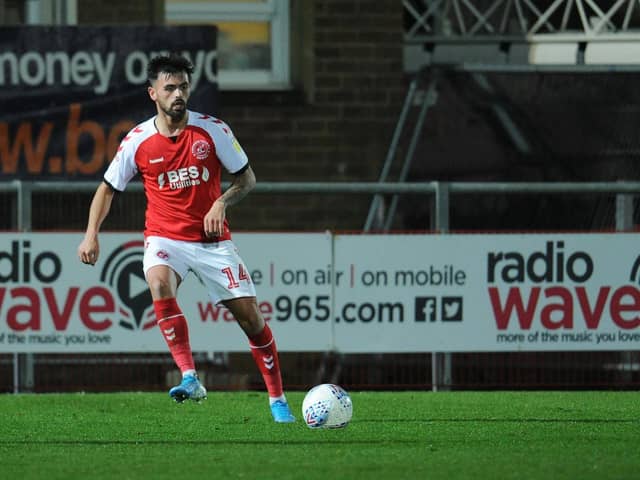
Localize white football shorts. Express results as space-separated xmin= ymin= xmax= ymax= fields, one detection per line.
xmin=143 ymin=236 xmax=257 ymax=305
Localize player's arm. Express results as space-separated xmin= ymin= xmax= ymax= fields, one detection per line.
xmin=204 ymin=165 xmax=256 ymax=238
xmin=77 ymin=181 xmax=116 ymax=265
xmin=78 ymin=122 xmax=141 ymax=264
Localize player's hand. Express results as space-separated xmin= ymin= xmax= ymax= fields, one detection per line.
xmin=78 ymin=237 xmax=100 ymax=265
xmin=204 ymin=199 xmax=226 ymax=238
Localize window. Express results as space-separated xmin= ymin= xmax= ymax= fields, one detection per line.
xmin=166 ymin=0 xmax=290 ymax=90
xmin=0 ymin=0 xmax=26 ymax=24
xmin=21 ymin=0 xmax=76 ymax=24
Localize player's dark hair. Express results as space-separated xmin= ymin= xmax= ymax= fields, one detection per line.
xmin=147 ymin=53 xmax=194 ymax=84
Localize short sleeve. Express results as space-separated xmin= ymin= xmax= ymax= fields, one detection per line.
xmin=103 ymin=130 xmax=143 ymax=191
xmin=208 ymin=121 xmax=249 ymax=174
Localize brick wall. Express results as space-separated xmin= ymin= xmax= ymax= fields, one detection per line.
xmin=77 ymin=0 xmax=405 ymax=231
xmin=223 ymin=0 xmax=405 ymax=230
xmin=223 ymin=1 xmax=403 ymax=180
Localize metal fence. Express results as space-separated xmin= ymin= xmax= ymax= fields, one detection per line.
xmin=1 ymin=180 xmax=639 ymax=393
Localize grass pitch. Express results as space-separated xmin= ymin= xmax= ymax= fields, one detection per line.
xmin=0 ymin=391 xmax=637 ymax=480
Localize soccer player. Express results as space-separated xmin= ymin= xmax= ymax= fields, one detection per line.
xmin=77 ymin=53 xmax=295 ymax=423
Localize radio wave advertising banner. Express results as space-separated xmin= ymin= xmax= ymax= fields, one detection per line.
xmin=0 ymin=26 xmax=218 ymax=180
xmin=0 ymin=232 xmax=639 ymax=353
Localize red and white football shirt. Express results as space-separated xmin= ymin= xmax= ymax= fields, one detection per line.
xmin=104 ymin=110 xmax=249 ymax=242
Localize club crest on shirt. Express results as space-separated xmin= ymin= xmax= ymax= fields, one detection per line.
xmin=192 ymin=139 xmax=211 ymax=160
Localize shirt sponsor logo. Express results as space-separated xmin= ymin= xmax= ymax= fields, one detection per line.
xmin=157 ymin=166 xmax=210 ymax=190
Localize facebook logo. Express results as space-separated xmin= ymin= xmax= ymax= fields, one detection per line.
xmin=415 ymin=296 xmax=463 ymax=322
xmin=415 ymin=297 xmax=437 ymax=322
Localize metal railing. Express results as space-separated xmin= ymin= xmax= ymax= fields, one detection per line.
xmin=404 ymin=0 xmax=640 ymax=43
xmin=2 ymin=179 xmax=639 ymax=232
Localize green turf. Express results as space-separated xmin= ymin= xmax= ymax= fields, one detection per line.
xmin=0 ymin=391 xmax=637 ymax=480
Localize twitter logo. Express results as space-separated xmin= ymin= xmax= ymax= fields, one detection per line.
xmin=441 ymin=297 xmax=463 ymax=321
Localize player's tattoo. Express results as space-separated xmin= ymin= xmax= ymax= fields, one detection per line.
xmin=218 ymin=167 xmax=256 ymax=207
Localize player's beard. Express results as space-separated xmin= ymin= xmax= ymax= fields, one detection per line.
xmin=162 ymin=100 xmax=187 ymax=121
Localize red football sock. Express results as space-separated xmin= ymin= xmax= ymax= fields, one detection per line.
xmin=154 ymin=298 xmax=195 ymax=374
xmin=249 ymin=323 xmax=284 ymax=398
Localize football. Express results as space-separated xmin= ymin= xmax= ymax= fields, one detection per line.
xmin=302 ymin=383 xmax=353 ymax=429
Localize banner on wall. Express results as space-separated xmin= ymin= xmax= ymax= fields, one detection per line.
xmin=333 ymin=233 xmax=640 ymax=352
xmin=0 ymin=232 xmax=639 ymax=353
xmin=0 ymin=26 xmax=217 ymax=180
xmin=0 ymin=233 xmax=334 ymax=353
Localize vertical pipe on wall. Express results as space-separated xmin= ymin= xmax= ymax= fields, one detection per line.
xmin=615 ymin=186 xmax=634 ymax=384
xmin=15 ymin=181 xmax=35 ymax=393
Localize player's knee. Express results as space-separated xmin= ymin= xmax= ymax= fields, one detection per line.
xmin=147 ymin=276 xmax=174 ymax=299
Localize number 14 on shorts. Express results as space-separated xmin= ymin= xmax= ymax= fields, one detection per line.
xmin=222 ymin=264 xmax=251 ymax=288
